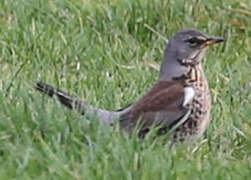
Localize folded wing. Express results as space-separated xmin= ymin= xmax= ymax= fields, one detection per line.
xmin=120 ymin=80 xmax=188 ymax=136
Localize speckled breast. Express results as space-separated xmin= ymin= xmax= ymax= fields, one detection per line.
xmin=173 ymin=65 xmax=212 ymax=142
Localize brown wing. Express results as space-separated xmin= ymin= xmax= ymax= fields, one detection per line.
xmin=120 ymin=80 xmax=187 ymax=135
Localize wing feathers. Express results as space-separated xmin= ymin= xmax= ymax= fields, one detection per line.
xmin=120 ymin=81 xmax=188 ymax=135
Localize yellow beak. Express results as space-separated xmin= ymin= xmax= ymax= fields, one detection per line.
xmin=204 ymin=37 xmax=224 ymax=46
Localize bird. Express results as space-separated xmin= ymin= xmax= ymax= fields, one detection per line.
xmin=35 ymin=29 xmax=224 ymax=142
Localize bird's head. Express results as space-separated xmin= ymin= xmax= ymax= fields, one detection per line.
xmin=171 ymin=29 xmax=224 ymax=66
xmin=160 ymin=29 xmax=224 ymax=80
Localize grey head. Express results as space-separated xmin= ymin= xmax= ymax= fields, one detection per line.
xmin=159 ymin=29 xmax=224 ymax=80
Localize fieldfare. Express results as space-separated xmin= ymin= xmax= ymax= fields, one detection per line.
xmin=35 ymin=29 xmax=224 ymax=142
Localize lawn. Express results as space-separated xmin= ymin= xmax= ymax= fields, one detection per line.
xmin=0 ymin=0 xmax=250 ymax=179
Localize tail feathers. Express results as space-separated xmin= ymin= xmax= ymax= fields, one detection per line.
xmin=35 ymin=81 xmax=84 ymax=113
xmin=35 ymin=81 xmax=120 ymax=125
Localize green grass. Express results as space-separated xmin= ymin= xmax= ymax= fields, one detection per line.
xmin=0 ymin=0 xmax=251 ymax=179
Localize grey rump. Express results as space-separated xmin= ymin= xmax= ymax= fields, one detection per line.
xmin=35 ymin=29 xmax=224 ymax=142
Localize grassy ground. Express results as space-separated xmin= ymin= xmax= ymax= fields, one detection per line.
xmin=0 ymin=0 xmax=250 ymax=179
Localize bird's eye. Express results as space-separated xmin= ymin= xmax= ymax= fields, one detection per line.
xmin=185 ymin=37 xmax=204 ymax=46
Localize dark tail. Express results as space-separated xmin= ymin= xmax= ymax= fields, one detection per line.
xmin=35 ymin=81 xmax=85 ymax=114
xmin=34 ymin=81 xmax=123 ymax=125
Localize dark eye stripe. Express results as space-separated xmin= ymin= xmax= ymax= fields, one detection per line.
xmin=185 ymin=37 xmax=205 ymax=45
